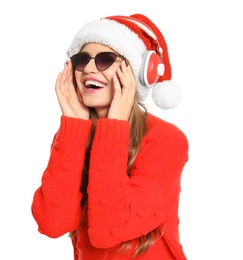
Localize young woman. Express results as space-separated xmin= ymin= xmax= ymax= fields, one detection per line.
xmin=32 ymin=14 xmax=189 ymax=260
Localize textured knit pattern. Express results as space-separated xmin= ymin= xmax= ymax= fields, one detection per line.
xmin=32 ymin=113 xmax=189 ymax=260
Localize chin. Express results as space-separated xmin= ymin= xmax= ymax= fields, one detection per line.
xmin=83 ymin=99 xmax=110 ymax=109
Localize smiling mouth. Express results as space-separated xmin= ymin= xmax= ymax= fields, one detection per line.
xmin=84 ymin=80 xmax=106 ymax=89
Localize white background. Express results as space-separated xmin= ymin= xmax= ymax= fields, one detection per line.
xmin=1 ymin=0 xmax=242 ymax=259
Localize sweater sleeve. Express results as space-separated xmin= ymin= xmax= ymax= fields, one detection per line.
xmin=31 ymin=116 xmax=92 ymax=238
xmin=87 ymin=117 xmax=189 ymax=248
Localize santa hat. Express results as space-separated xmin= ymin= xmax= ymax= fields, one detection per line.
xmin=67 ymin=14 xmax=181 ymax=109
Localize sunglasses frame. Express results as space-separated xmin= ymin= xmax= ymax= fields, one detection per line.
xmin=70 ymin=51 xmax=128 ymax=72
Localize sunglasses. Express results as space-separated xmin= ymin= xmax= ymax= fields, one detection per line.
xmin=70 ymin=52 xmax=127 ymax=72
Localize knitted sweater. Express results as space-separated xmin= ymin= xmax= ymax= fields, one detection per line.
xmin=32 ymin=113 xmax=189 ymax=260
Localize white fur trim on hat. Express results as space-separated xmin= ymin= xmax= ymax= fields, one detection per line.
xmin=68 ymin=19 xmax=148 ymax=100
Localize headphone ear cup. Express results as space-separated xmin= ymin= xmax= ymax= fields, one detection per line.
xmin=139 ymin=51 xmax=164 ymax=87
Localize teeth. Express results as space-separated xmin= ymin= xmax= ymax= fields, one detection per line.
xmin=84 ymin=80 xmax=105 ymax=88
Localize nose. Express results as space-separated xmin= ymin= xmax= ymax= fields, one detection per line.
xmin=83 ymin=57 xmax=98 ymax=73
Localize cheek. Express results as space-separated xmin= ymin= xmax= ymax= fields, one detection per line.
xmin=104 ymin=70 xmax=115 ymax=80
xmin=74 ymin=70 xmax=82 ymax=82
xmin=103 ymin=65 xmax=119 ymax=82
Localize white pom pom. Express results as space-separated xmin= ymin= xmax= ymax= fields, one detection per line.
xmin=151 ymin=80 xmax=181 ymax=109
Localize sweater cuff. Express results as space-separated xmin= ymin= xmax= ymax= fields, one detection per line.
xmin=94 ymin=119 xmax=130 ymax=143
xmin=57 ymin=116 xmax=92 ymax=142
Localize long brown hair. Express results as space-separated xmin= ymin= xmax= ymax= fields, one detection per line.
xmin=70 ymin=96 xmax=163 ymax=258
xmin=70 ymin=55 xmax=163 ymax=257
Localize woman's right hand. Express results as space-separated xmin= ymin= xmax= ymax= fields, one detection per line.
xmin=55 ymin=61 xmax=89 ymax=119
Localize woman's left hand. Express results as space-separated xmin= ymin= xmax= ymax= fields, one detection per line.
xmin=108 ymin=61 xmax=136 ymax=121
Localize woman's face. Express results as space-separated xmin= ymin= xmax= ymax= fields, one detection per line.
xmin=74 ymin=43 xmax=125 ymax=118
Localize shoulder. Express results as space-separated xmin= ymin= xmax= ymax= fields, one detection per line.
xmin=144 ymin=113 xmax=189 ymax=153
xmin=146 ymin=113 xmax=187 ymax=139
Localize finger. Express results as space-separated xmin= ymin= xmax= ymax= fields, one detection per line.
xmin=112 ymin=72 xmax=122 ymax=95
xmin=55 ymin=66 xmax=72 ymax=102
xmin=76 ymin=88 xmax=83 ymax=103
xmin=55 ymin=71 xmax=65 ymax=94
xmin=117 ymin=64 xmax=136 ymax=97
xmin=55 ymin=67 xmax=66 ymax=95
xmin=66 ymin=61 xmax=74 ymax=86
xmin=59 ymin=63 xmax=74 ymax=95
xmin=59 ymin=64 xmax=68 ymax=84
xmin=119 ymin=61 xmax=135 ymax=85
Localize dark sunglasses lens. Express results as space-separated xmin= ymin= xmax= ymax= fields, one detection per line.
xmin=95 ymin=52 xmax=117 ymax=71
xmin=71 ymin=53 xmax=90 ymax=71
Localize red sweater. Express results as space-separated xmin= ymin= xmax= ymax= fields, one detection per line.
xmin=32 ymin=113 xmax=189 ymax=259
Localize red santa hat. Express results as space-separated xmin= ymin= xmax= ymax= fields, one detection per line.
xmin=67 ymin=14 xmax=181 ymax=109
